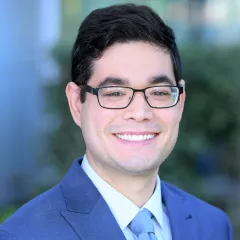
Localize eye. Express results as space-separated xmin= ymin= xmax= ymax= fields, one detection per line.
xmin=104 ymin=91 xmax=125 ymax=97
xmin=152 ymin=91 xmax=170 ymax=96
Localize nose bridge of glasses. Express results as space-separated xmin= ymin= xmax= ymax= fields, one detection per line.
xmin=125 ymin=89 xmax=153 ymax=120
xmin=130 ymin=88 xmax=149 ymax=106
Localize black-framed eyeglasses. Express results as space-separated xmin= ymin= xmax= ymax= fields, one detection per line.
xmin=81 ymin=85 xmax=183 ymax=109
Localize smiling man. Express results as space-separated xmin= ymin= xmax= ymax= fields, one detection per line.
xmin=0 ymin=3 xmax=233 ymax=240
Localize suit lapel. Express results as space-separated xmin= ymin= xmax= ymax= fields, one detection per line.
xmin=61 ymin=197 xmax=126 ymax=240
xmin=161 ymin=181 xmax=200 ymax=240
xmin=60 ymin=158 xmax=205 ymax=240
xmin=60 ymin=158 xmax=126 ymax=240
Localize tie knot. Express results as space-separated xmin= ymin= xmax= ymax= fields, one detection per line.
xmin=128 ymin=209 xmax=155 ymax=236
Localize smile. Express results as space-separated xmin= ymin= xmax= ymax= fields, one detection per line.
xmin=115 ymin=133 xmax=158 ymax=142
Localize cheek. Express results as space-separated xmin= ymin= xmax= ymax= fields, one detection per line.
xmin=156 ymin=108 xmax=181 ymax=133
xmin=81 ymin=99 xmax=116 ymax=137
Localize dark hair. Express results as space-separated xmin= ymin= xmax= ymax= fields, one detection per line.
xmin=71 ymin=3 xmax=182 ymax=102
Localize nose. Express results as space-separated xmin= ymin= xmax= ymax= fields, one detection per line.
xmin=122 ymin=92 xmax=153 ymax=122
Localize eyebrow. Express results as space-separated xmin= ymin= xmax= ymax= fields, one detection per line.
xmin=149 ymin=75 xmax=175 ymax=85
xmin=97 ymin=77 xmax=129 ymax=88
xmin=97 ymin=74 xmax=175 ymax=88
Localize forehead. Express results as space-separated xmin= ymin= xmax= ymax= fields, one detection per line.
xmin=89 ymin=41 xmax=175 ymax=86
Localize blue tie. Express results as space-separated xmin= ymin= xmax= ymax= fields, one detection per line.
xmin=128 ymin=209 xmax=158 ymax=240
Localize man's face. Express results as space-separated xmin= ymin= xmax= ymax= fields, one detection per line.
xmin=67 ymin=42 xmax=185 ymax=177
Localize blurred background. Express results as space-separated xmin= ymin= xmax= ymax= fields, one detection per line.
xmin=0 ymin=0 xmax=240 ymax=237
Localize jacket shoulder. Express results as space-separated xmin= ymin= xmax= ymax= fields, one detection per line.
xmin=163 ymin=180 xmax=227 ymax=215
xmin=162 ymin=181 xmax=233 ymax=238
xmin=0 ymin=230 xmax=18 ymax=240
xmin=0 ymin=184 xmax=68 ymax=239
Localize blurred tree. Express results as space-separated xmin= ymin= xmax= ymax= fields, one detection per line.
xmin=43 ymin=43 xmax=86 ymax=174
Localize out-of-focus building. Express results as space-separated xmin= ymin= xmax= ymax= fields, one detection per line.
xmin=61 ymin=0 xmax=240 ymax=45
xmin=0 ymin=0 xmax=61 ymax=207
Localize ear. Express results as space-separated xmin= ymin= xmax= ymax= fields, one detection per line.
xmin=66 ymin=82 xmax=82 ymax=128
xmin=178 ymin=79 xmax=186 ymax=120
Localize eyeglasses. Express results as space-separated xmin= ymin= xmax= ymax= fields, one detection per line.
xmin=81 ymin=85 xmax=183 ymax=109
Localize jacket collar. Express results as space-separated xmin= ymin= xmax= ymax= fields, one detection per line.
xmin=60 ymin=158 xmax=126 ymax=240
xmin=60 ymin=158 xmax=200 ymax=240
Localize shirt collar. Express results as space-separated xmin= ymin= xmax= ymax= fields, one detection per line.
xmin=142 ymin=176 xmax=164 ymax=228
xmin=81 ymin=155 xmax=164 ymax=230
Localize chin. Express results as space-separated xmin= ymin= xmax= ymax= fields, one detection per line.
xmin=114 ymin=155 xmax=160 ymax=173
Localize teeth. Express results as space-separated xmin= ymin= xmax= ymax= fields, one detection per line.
xmin=115 ymin=134 xmax=156 ymax=141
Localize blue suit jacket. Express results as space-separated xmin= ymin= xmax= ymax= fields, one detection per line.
xmin=0 ymin=158 xmax=233 ymax=240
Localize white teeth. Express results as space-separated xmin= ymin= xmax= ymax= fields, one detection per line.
xmin=115 ymin=134 xmax=156 ymax=141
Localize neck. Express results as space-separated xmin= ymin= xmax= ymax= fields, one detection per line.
xmin=107 ymin=172 xmax=158 ymax=207
xmin=87 ymin=157 xmax=159 ymax=208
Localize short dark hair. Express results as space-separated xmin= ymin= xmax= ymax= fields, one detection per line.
xmin=71 ymin=4 xmax=182 ymax=102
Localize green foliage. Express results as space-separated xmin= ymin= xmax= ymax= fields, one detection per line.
xmin=45 ymin=44 xmax=240 ymax=202
xmin=44 ymin=44 xmax=86 ymax=173
xmin=0 ymin=206 xmax=19 ymax=223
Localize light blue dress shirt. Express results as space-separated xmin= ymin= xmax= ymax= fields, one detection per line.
xmin=81 ymin=155 xmax=172 ymax=240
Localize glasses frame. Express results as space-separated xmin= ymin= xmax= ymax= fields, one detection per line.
xmin=81 ymin=84 xmax=183 ymax=109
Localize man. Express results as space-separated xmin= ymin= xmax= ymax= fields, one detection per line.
xmin=0 ymin=3 xmax=233 ymax=240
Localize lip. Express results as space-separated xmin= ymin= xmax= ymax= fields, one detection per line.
xmin=112 ymin=132 xmax=160 ymax=145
